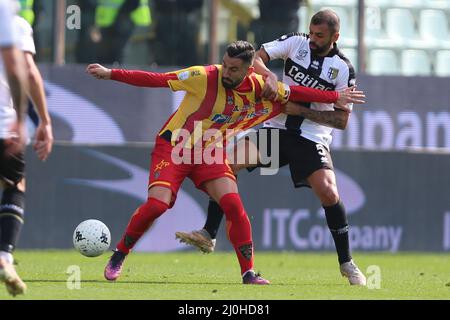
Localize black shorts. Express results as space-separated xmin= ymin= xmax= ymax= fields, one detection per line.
xmin=246 ymin=128 xmax=334 ymax=188
xmin=0 ymin=139 xmax=25 ymax=186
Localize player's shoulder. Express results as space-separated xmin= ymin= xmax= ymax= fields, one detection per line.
xmin=329 ymin=47 xmax=355 ymax=74
xmin=14 ymin=16 xmax=33 ymax=33
xmin=13 ymin=16 xmax=33 ymax=42
xmin=276 ymin=32 xmax=308 ymax=42
xmin=173 ymin=65 xmax=209 ymax=81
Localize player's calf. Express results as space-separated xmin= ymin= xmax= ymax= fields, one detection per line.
xmin=0 ymin=186 xmax=25 ymax=255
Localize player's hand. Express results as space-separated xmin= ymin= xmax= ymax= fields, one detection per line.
xmin=33 ymin=122 xmax=53 ymax=161
xmin=335 ymin=86 xmax=365 ymax=111
xmin=261 ymin=72 xmax=279 ymax=100
xmin=4 ymin=120 xmax=26 ymax=157
xmin=86 ymin=63 xmax=112 ymax=80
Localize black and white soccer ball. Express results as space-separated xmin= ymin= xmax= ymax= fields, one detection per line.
xmin=73 ymin=219 xmax=111 ymax=257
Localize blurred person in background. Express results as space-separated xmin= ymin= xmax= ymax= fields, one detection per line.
xmin=152 ymin=0 xmax=203 ymax=66
xmin=0 ymin=0 xmax=28 ymax=297
xmin=0 ymin=0 xmax=53 ymax=296
xmin=253 ymin=0 xmax=303 ymax=47
xmin=75 ymin=0 xmax=98 ymax=63
xmin=95 ymin=0 xmax=151 ymax=64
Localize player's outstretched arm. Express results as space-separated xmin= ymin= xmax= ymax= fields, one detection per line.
xmin=87 ymin=64 xmax=176 ymax=88
xmin=287 ymin=85 xmax=365 ymax=106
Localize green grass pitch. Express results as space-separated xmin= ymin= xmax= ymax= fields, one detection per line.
xmin=1 ymin=250 xmax=449 ymax=300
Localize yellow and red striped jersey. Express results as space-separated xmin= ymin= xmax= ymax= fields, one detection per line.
xmin=160 ymin=65 xmax=289 ymax=147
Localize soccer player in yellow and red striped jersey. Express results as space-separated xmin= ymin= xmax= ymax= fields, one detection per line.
xmin=87 ymin=40 xmax=364 ymax=285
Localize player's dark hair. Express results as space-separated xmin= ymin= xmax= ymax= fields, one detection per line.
xmin=311 ymin=9 xmax=340 ymax=34
xmin=226 ymin=41 xmax=255 ymax=65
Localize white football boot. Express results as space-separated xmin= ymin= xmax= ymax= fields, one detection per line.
xmin=175 ymin=229 xmax=216 ymax=253
xmin=340 ymin=259 xmax=367 ymax=286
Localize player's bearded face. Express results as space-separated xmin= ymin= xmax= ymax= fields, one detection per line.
xmin=222 ymin=54 xmax=249 ymax=89
xmin=309 ymin=39 xmax=333 ymax=55
xmin=222 ymin=75 xmax=246 ymax=89
xmin=309 ymin=23 xmax=338 ymax=55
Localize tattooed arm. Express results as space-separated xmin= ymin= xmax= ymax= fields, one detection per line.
xmin=282 ymin=102 xmax=350 ymax=130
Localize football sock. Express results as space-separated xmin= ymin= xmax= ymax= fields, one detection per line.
xmin=117 ymin=197 xmax=169 ymax=254
xmin=219 ymin=193 xmax=253 ymax=275
xmin=324 ymin=200 xmax=352 ymax=265
xmin=203 ymin=197 xmax=224 ymax=239
xmin=0 ymin=188 xmax=25 ymax=254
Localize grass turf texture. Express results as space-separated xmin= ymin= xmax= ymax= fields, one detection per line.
xmin=1 ymin=250 xmax=449 ymax=300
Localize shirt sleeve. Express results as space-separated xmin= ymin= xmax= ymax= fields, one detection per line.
xmin=261 ymin=32 xmax=306 ymax=61
xmin=288 ymin=85 xmax=339 ymax=103
xmin=14 ymin=16 xmax=35 ymax=55
xmin=111 ymin=69 xmax=177 ymax=87
xmin=0 ymin=1 xmax=16 ymax=47
xmin=166 ymin=66 xmax=207 ymax=94
xmin=274 ymin=82 xmax=291 ymax=104
xmin=334 ymin=60 xmax=356 ymax=111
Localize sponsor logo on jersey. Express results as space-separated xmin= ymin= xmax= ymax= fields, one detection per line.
xmin=190 ymin=70 xmax=201 ymax=77
xmin=212 ymin=108 xmax=270 ymax=124
xmin=311 ymin=60 xmax=320 ymax=69
xmin=177 ymin=71 xmax=190 ymax=81
xmin=285 ymin=59 xmax=335 ymax=91
xmin=211 ymin=114 xmax=229 ymax=124
xmin=295 ymin=49 xmax=308 ymax=61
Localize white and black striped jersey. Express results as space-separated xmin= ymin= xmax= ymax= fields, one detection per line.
xmin=261 ymin=32 xmax=356 ymax=149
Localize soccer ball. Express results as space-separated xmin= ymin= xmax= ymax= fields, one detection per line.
xmin=73 ymin=219 xmax=111 ymax=257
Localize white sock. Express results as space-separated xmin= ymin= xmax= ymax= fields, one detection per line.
xmin=0 ymin=251 xmax=14 ymax=264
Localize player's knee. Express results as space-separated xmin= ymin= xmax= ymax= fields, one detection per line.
xmin=219 ymin=193 xmax=245 ymax=220
xmin=140 ymin=197 xmax=169 ymax=220
xmin=0 ymin=187 xmax=25 ymax=224
xmin=317 ymin=185 xmax=339 ymax=206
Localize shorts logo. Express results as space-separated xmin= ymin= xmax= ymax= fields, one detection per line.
xmin=154 ymin=160 xmax=170 ymax=178
xmin=327 ymin=67 xmax=339 ymax=80
xmin=316 ymin=144 xmax=329 ymax=164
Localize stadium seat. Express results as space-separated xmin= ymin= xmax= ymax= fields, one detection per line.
xmin=368 ymin=49 xmax=399 ymax=75
xmin=435 ymin=50 xmax=450 ymax=77
xmin=319 ymin=6 xmax=356 ymax=47
xmin=424 ymin=0 xmax=450 ymax=10
xmin=365 ymin=0 xmax=393 ymax=7
xmin=419 ymin=9 xmax=450 ymax=48
xmin=340 ymin=47 xmax=358 ymax=70
xmin=313 ymin=0 xmax=357 ymax=6
xmin=385 ymin=9 xmax=416 ymax=43
xmin=399 ymin=0 xmax=423 ymax=7
xmin=401 ymin=49 xmax=432 ymax=76
xmin=364 ymin=6 xmax=384 ymax=46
